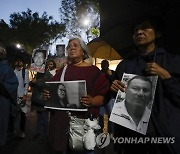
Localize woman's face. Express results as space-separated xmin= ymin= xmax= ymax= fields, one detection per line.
xmin=67 ymin=39 xmax=84 ymax=61
xmin=34 ymin=52 xmax=45 ymax=67
xmin=133 ymin=26 xmax=156 ymax=48
xmin=48 ymin=62 xmax=54 ymax=70
xmin=57 ymin=84 xmax=66 ymax=99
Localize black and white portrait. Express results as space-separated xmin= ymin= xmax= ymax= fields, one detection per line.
xmin=44 ymin=80 xmax=87 ymax=111
xmin=110 ymin=73 xmax=158 ymax=135
xmin=56 ymin=44 xmax=65 ymax=57
xmin=30 ymin=49 xmax=47 ymax=73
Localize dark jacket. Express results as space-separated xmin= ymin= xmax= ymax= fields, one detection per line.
xmin=30 ymin=71 xmax=52 ymax=111
xmin=113 ymin=48 xmax=180 ymax=153
xmin=0 ymin=60 xmax=18 ymax=145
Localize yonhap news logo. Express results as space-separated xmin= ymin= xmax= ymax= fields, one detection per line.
xmin=95 ymin=134 xmax=175 ymax=149
xmin=112 ymin=137 xmax=175 ymax=144
xmin=96 ymin=133 xmax=111 ymax=148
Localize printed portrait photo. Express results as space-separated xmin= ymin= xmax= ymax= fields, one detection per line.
xmin=44 ymin=80 xmax=87 ymax=111
xmin=56 ymin=44 xmax=65 ymax=57
xmin=30 ymin=49 xmax=47 ymax=73
xmin=110 ymin=73 xmax=158 ymax=135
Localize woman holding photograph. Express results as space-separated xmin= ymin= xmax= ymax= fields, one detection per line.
xmin=44 ymin=36 xmax=110 ymax=154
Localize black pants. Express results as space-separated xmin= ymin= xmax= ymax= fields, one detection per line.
xmin=20 ymin=111 xmax=26 ymax=132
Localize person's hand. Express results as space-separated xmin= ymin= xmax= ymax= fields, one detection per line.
xmin=31 ymin=78 xmax=36 ymax=83
xmin=146 ymin=62 xmax=171 ymax=79
xmin=107 ymin=69 xmax=112 ymax=76
xmin=43 ymin=89 xmax=50 ymax=100
xmin=23 ymin=94 xmax=27 ymax=101
xmin=80 ymin=95 xmax=93 ymax=107
xmin=111 ymin=80 xmax=126 ymax=92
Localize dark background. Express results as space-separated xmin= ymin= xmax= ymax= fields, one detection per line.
xmin=99 ymin=0 xmax=180 ymax=58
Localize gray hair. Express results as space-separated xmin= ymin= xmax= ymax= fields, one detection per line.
xmin=0 ymin=45 xmax=7 ymax=60
xmin=66 ymin=36 xmax=89 ymax=60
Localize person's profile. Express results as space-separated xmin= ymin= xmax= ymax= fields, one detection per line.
xmin=44 ymin=80 xmax=87 ymax=111
xmin=30 ymin=49 xmax=47 ymax=73
xmin=110 ymin=73 xmax=158 ymax=135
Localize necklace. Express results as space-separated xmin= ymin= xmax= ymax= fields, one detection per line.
xmin=74 ymin=60 xmax=84 ymax=66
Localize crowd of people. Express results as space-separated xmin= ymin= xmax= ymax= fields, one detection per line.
xmin=0 ymin=15 xmax=180 ymax=154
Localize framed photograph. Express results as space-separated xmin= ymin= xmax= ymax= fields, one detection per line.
xmin=109 ymin=73 xmax=158 ymax=135
xmin=44 ymin=80 xmax=87 ymax=111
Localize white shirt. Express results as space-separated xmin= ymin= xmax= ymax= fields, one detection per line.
xmin=14 ymin=68 xmax=29 ymax=97
xmin=49 ymin=69 xmax=57 ymax=76
xmin=30 ymin=63 xmax=45 ymax=73
xmin=110 ymin=100 xmax=151 ymax=135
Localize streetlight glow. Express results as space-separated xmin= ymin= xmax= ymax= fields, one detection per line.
xmin=82 ymin=17 xmax=91 ymax=43
xmin=84 ymin=19 xmax=90 ymax=26
xmin=16 ymin=44 xmax=21 ymax=49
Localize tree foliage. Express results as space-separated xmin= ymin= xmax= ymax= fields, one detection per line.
xmin=0 ymin=20 xmax=13 ymax=45
xmin=0 ymin=9 xmax=65 ymax=53
xmin=60 ymin=0 xmax=100 ymax=41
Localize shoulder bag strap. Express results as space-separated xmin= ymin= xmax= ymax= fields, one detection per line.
xmin=60 ymin=65 xmax=68 ymax=82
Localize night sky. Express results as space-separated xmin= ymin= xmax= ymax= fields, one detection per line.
xmin=0 ymin=0 xmax=61 ymax=23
